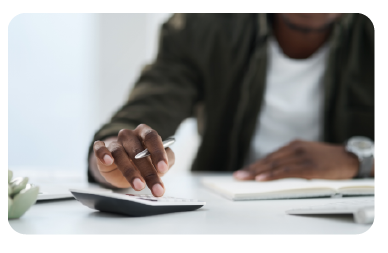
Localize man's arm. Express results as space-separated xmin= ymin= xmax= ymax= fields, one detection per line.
xmin=87 ymin=14 xmax=202 ymax=191
xmin=234 ymin=140 xmax=374 ymax=181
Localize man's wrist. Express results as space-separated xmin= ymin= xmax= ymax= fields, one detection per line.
xmin=345 ymin=136 xmax=374 ymax=178
xmin=343 ymin=147 xmax=360 ymax=178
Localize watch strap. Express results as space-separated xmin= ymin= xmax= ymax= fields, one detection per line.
xmin=356 ymin=155 xmax=374 ymax=178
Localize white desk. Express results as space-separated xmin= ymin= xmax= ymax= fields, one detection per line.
xmin=8 ymin=171 xmax=372 ymax=234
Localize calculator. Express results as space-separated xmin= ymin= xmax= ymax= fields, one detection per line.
xmin=70 ymin=188 xmax=206 ymax=217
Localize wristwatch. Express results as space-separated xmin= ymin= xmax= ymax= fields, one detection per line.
xmin=345 ymin=136 xmax=374 ymax=178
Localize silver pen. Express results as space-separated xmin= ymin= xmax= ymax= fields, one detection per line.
xmin=135 ymin=137 xmax=175 ymax=159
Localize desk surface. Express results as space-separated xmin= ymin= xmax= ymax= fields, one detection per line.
xmin=8 ymin=171 xmax=373 ymax=234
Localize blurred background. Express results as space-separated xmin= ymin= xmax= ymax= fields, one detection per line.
xmin=8 ymin=13 xmax=200 ymax=178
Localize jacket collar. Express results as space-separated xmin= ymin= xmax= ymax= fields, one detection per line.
xmin=257 ymin=13 xmax=356 ymax=40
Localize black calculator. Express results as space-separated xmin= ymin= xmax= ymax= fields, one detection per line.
xmin=70 ymin=189 xmax=206 ymax=217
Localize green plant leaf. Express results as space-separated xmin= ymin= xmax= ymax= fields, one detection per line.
xmin=8 ymin=185 xmax=39 ymax=219
xmin=8 ymin=170 xmax=13 ymax=183
xmin=10 ymin=177 xmax=29 ymax=198
xmin=8 ymin=197 xmax=13 ymax=212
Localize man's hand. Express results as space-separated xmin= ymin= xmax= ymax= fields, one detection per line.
xmin=233 ymin=140 xmax=359 ymax=181
xmin=92 ymin=124 xmax=175 ymax=197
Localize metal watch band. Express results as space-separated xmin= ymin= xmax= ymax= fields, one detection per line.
xmin=356 ymin=155 xmax=374 ymax=178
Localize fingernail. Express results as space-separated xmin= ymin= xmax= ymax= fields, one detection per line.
xmin=132 ymin=178 xmax=145 ymax=190
xmin=255 ymin=173 xmax=268 ymax=181
xmin=234 ymin=171 xmax=250 ymax=179
xmin=152 ymin=183 xmax=164 ymax=197
xmin=103 ymin=154 xmax=113 ymax=165
xmin=157 ymin=161 xmax=168 ymax=173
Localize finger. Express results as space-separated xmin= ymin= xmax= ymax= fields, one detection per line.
xmin=234 ymin=144 xmax=300 ymax=180
xmin=135 ymin=124 xmax=169 ymax=174
xmin=233 ymin=154 xmax=292 ymax=181
xmin=250 ymin=142 xmax=304 ymax=174
xmin=117 ymin=129 xmax=165 ymax=197
xmin=93 ymin=141 xmax=116 ymax=172
xmin=262 ymin=143 xmax=298 ymax=164
xmin=260 ymin=155 xmax=304 ymax=173
xmin=157 ymin=148 xmax=175 ymax=177
xmin=233 ymin=157 xmax=272 ymax=180
xmin=99 ymin=167 xmax=132 ymax=188
xmin=108 ymin=141 xmax=146 ymax=191
xmin=255 ymin=165 xmax=307 ymax=181
xmin=233 ymin=168 xmax=256 ymax=180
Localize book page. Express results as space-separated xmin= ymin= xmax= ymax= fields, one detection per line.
xmin=202 ymin=177 xmax=333 ymax=200
xmin=328 ymin=179 xmax=375 ymax=195
xmin=201 ymin=176 xmax=374 ymax=200
xmin=309 ymin=179 xmax=374 ymax=190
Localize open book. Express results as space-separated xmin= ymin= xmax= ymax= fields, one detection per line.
xmin=201 ymin=176 xmax=374 ymax=201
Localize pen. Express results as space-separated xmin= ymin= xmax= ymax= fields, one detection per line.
xmin=135 ymin=137 xmax=175 ymax=159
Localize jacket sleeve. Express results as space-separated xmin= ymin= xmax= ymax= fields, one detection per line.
xmin=87 ymin=14 xmax=202 ymax=182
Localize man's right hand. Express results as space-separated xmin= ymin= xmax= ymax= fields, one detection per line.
xmin=91 ymin=124 xmax=175 ymax=197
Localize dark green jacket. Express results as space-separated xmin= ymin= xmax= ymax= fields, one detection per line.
xmin=88 ymin=13 xmax=374 ymax=182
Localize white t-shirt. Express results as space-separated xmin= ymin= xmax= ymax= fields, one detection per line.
xmin=245 ymin=37 xmax=329 ymax=165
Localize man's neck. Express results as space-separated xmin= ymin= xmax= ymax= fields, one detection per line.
xmin=272 ymin=14 xmax=333 ymax=59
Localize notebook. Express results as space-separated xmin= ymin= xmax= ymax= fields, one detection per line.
xmin=201 ymin=176 xmax=374 ymax=201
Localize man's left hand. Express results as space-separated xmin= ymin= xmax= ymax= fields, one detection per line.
xmin=233 ymin=140 xmax=359 ymax=181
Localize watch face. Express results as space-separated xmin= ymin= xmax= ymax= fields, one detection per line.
xmin=353 ymin=140 xmax=373 ymax=150
xmin=348 ymin=137 xmax=374 ymax=157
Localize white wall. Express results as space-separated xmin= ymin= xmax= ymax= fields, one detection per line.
xmin=8 ymin=13 xmax=200 ymax=177
xmin=96 ymin=14 xmax=147 ymax=126
xmin=8 ymin=14 xmax=99 ymax=175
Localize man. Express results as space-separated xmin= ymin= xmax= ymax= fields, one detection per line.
xmin=88 ymin=13 xmax=374 ymax=197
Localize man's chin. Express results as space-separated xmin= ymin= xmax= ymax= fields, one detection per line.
xmin=280 ymin=14 xmax=335 ymax=33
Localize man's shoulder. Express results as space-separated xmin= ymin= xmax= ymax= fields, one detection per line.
xmin=353 ymin=13 xmax=374 ymax=35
